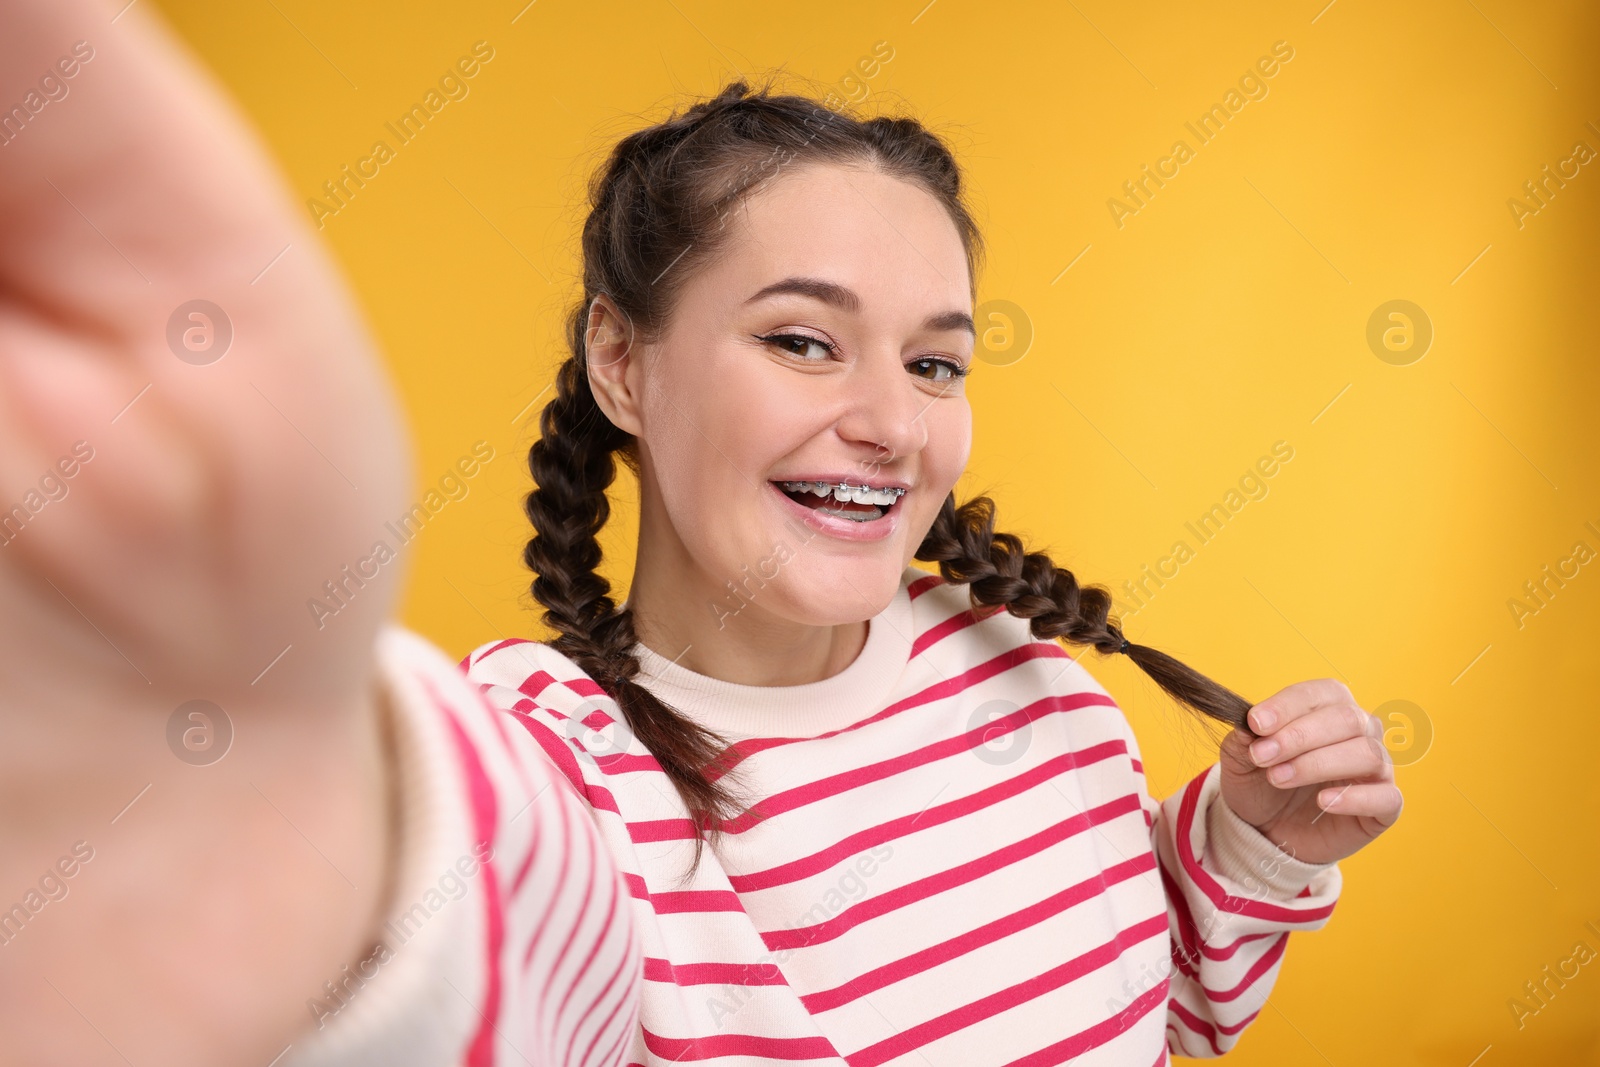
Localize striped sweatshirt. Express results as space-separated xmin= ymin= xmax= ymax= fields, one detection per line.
xmin=283 ymin=564 xmax=1341 ymax=1067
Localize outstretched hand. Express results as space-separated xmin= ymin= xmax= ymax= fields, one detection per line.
xmin=1 ymin=1 xmax=414 ymax=1062
xmin=1217 ymin=679 xmax=1403 ymax=866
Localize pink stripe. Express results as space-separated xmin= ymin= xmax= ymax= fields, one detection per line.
xmin=1166 ymin=998 xmax=1225 ymax=1055
xmin=994 ymin=978 xmax=1170 ymax=1067
xmin=627 ymin=874 xmax=796 ymax=924
xmin=1169 ymin=993 xmax=1257 ymax=1040
xmin=643 ymin=1029 xmax=839 ymax=1062
xmin=551 ymin=847 xmax=621 ymax=1043
xmin=522 ymin=799 xmax=577 ymax=973
xmin=507 ymin=708 xmax=588 ymax=797
xmin=472 ymin=679 xmax=538 ymax=802
xmin=577 ymin=951 xmax=642 ymax=1067
xmin=1156 ymin=846 xmax=1277 ymax=972
xmin=724 ymin=692 xmax=1114 ymax=834
xmin=1157 ymin=858 xmax=1201 ymax=981
xmin=513 ymin=668 xmax=611 ymax=703
xmin=581 ymin=783 xmax=622 ymax=816
xmin=1173 ymin=773 xmax=1336 ymax=924
xmin=628 ymin=817 xmax=700 ymax=843
xmin=578 ymin=706 xmax=615 ymax=729
xmin=507 ymin=711 xmax=627 ymax=816
xmin=846 ymin=913 xmax=1170 ymax=1067
xmin=558 ymin=897 xmax=632 ymax=1067
xmin=1201 ymin=931 xmax=1288 ymax=1003
xmin=562 ymin=951 xmax=630 ymax=1067
xmin=464 ymin=637 xmax=532 ymax=669
xmin=909 ymin=605 xmax=984 ymax=659
xmin=907 ymin=572 xmax=945 ymax=598
xmin=649 ymin=889 xmax=746 ymax=914
xmin=764 ymin=791 xmax=1145 ymax=951
xmin=431 ymin=682 xmax=505 ymax=1067
xmin=714 ymin=642 xmax=1077 ymax=775
xmin=516 ymin=670 xmax=564 ymax=700
xmin=643 ymin=957 xmax=788 ymax=986
xmin=801 ymin=852 xmax=1159 ymax=1012
xmin=597 ymin=1010 xmax=641 ymax=1067
xmin=509 ymin=817 xmax=542 ymax=897
xmin=730 ymin=740 xmax=1129 ymax=892
xmin=586 ymin=752 xmax=664 ymax=777
xmin=534 ymin=812 xmax=599 ymax=1035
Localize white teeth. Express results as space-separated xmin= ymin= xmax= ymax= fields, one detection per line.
xmin=777 ymin=480 xmax=906 ymax=508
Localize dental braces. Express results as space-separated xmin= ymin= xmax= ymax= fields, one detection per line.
xmin=779 ymin=480 xmax=907 ymax=498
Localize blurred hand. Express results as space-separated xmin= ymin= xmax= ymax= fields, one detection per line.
xmin=1217 ymin=679 xmax=1403 ymax=866
xmin=0 ymin=1 xmax=415 ymax=1062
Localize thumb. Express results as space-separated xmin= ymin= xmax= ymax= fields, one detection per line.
xmin=1218 ymin=725 xmax=1260 ymax=777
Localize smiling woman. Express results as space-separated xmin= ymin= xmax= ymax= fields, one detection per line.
xmin=471 ymin=79 xmax=1378 ymax=1067
xmin=0 ymin=2 xmax=1400 ymax=1064
xmin=529 ymin=84 xmax=1263 ymax=845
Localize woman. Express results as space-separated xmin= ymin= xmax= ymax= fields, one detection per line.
xmin=0 ymin=1 xmax=1400 ymax=1064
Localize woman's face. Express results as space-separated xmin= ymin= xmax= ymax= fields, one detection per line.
xmin=608 ymin=161 xmax=975 ymax=628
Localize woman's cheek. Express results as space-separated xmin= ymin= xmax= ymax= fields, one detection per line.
xmin=929 ymin=400 xmax=973 ymax=487
xmin=903 ymin=405 xmax=968 ymax=546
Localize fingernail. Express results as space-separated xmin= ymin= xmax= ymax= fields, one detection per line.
xmin=1269 ymin=763 xmax=1295 ymax=784
xmin=1250 ymin=739 xmax=1279 ymax=765
xmin=1251 ymin=707 xmax=1276 ymax=732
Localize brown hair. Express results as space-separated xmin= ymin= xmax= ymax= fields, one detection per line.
xmin=523 ymin=77 xmax=1254 ymax=868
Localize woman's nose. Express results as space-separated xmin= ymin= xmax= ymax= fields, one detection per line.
xmin=832 ymin=351 xmax=932 ymax=466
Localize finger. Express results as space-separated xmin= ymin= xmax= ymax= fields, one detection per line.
xmin=1247 ymin=677 xmax=1355 ymax=734
xmin=1246 ymin=700 xmax=1379 ymax=768
xmin=1313 ymin=782 xmax=1404 ymax=827
xmin=1260 ymin=734 xmax=1390 ymax=789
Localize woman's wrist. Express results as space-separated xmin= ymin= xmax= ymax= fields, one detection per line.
xmin=1206 ymin=780 xmax=1338 ymax=900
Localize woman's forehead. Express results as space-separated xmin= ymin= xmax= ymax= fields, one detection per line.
xmin=698 ymin=162 xmax=973 ymax=318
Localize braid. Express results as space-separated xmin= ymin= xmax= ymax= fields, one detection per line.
xmin=523 ymin=310 xmax=750 ymax=875
xmin=915 ymin=493 xmax=1256 ymax=734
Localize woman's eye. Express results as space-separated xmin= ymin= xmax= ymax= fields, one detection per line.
xmin=761 ymin=333 xmax=835 ymax=362
xmin=909 ymin=357 xmax=970 ymax=383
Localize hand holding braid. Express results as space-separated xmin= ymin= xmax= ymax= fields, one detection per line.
xmin=915 ymin=494 xmax=1257 ymax=734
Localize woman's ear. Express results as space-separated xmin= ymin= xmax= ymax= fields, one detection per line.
xmin=585 ymin=293 xmax=643 ymax=435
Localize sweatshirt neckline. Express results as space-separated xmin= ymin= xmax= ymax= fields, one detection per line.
xmin=629 ymin=567 xmax=917 ymax=740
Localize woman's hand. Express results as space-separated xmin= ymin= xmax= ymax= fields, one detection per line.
xmin=1217 ymin=679 xmax=1403 ymax=866
xmin=1 ymin=1 xmax=414 ymax=1062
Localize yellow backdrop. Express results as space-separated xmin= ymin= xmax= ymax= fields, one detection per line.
xmin=154 ymin=1 xmax=1600 ymax=1062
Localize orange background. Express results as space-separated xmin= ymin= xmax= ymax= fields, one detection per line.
xmin=154 ymin=1 xmax=1600 ymax=1062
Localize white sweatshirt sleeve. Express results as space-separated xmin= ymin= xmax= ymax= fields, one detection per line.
xmin=282 ymin=625 xmax=642 ymax=1067
xmin=1150 ymin=763 xmax=1341 ymax=1056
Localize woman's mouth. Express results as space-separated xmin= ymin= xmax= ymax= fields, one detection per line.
xmin=772 ymin=479 xmax=905 ymax=523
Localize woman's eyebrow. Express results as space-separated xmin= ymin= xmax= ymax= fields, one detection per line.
xmin=745 ymin=275 xmax=975 ymax=335
xmin=923 ymin=309 xmax=976 ymax=336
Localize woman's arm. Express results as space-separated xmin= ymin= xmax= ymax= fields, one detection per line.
xmin=0 ymin=0 xmax=417 ymax=1061
xmin=1151 ymin=764 xmax=1341 ymax=1056
xmin=1110 ymin=713 xmax=1341 ymax=1057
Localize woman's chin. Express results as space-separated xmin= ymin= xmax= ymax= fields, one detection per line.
xmin=741 ymin=557 xmax=904 ymax=629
